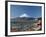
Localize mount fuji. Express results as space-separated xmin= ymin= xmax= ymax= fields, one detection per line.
xmin=20 ymin=13 xmax=30 ymax=17
xmin=11 ymin=13 xmax=41 ymax=21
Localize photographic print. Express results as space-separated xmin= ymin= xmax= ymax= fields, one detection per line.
xmin=10 ymin=4 xmax=42 ymax=32
xmin=5 ymin=1 xmax=45 ymax=36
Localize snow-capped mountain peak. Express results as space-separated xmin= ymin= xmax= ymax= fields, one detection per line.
xmin=20 ymin=13 xmax=30 ymax=17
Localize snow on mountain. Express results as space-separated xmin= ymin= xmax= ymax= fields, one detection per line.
xmin=20 ymin=13 xmax=30 ymax=17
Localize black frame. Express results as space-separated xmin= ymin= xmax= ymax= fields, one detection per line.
xmin=5 ymin=1 xmax=45 ymax=36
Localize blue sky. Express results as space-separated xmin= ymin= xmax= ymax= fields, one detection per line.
xmin=10 ymin=5 xmax=42 ymax=18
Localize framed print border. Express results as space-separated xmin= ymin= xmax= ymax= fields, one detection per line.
xmin=5 ymin=1 xmax=45 ymax=36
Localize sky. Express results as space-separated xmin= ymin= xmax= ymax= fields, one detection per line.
xmin=10 ymin=5 xmax=42 ymax=18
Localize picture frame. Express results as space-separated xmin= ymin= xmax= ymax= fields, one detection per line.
xmin=5 ymin=1 xmax=45 ymax=36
